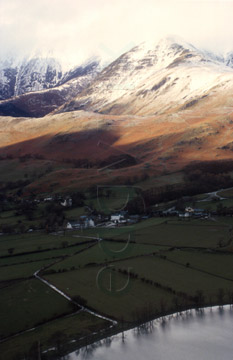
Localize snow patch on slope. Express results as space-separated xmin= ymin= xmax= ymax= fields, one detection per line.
xmin=0 ymin=50 xmax=102 ymax=100
xmin=61 ymin=36 xmax=233 ymax=115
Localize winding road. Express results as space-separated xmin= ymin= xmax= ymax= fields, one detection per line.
xmin=0 ymin=235 xmax=117 ymax=346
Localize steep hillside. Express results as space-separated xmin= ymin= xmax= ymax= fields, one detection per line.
xmin=0 ymin=50 xmax=102 ymax=99
xmin=0 ymin=37 xmax=233 ymax=193
xmin=0 ymin=95 xmax=232 ymax=193
xmin=0 ymin=61 xmax=99 ymax=117
xmin=59 ymin=37 xmax=233 ymax=116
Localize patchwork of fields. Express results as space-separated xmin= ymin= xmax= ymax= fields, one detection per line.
xmin=1 ymin=216 xmax=233 ymax=359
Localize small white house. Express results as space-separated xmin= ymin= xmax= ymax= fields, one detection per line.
xmin=84 ymin=218 xmax=95 ymax=228
xmin=111 ymin=214 xmax=124 ymax=223
xmin=61 ymin=198 xmax=72 ymax=207
xmin=185 ymin=207 xmax=194 ymax=213
xmin=66 ymin=221 xmax=81 ymax=230
xmin=66 ymin=222 xmax=73 ymax=229
xmin=44 ymin=197 xmax=53 ymax=202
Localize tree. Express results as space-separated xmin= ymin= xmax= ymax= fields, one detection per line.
xmin=25 ymin=341 xmax=41 ymax=360
xmin=72 ymin=295 xmax=87 ymax=307
xmin=217 ymin=288 xmax=225 ymax=306
xmin=195 ymin=290 xmax=205 ymax=307
xmin=160 ymin=298 xmax=167 ymax=314
xmin=227 ymin=290 xmax=233 ymax=306
xmin=173 ymin=296 xmax=181 ymax=311
xmin=49 ymin=331 xmax=68 ymax=355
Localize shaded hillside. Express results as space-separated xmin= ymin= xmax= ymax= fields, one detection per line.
xmin=0 ymin=61 xmax=100 ymax=117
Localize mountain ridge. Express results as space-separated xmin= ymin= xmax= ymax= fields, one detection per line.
xmin=0 ymin=58 xmax=101 ymax=117
xmin=0 ymin=52 xmax=102 ymax=101
xmin=57 ymin=37 xmax=233 ymax=116
xmin=1 ymin=37 xmax=233 ymax=118
xmin=0 ymin=36 xmax=232 ymax=192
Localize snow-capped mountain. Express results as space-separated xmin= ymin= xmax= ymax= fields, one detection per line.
xmin=0 ymin=37 xmax=233 ymax=191
xmin=1 ymin=37 xmax=233 ymax=118
xmin=0 ymin=53 xmax=102 ymax=117
xmin=0 ymin=51 xmax=101 ymax=101
xmin=0 ymin=61 xmax=100 ymax=117
xmin=59 ymin=36 xmax=233 ymax=116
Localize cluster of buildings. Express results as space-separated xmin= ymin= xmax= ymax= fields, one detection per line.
xmin=66 ymin=216 xmax=95 ymax=230
xmin=66 ymin=211 xmax=144 ymax=230
xmin=34 ymin=194 xmax=210 ymax=231
xmin=159 ymin=206 xmax=209 ymax=219
xmin=43 ymin=196 xmax=73 ymax=207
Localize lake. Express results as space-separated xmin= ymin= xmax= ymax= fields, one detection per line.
xmin=70 ymin=305 xmax=233 ymax=360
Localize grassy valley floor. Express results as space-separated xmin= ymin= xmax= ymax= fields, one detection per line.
xmin=1 ymin=215 xmax=233 ymax=358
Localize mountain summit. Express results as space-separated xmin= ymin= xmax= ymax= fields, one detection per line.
xmin=1 ymin=37 xmax=233 ymax=118
xmin=0 ymin=51 xmax=101 ymax=100
xmin=0 ymin=53 xmax=101 ymax=117
xmin=0 ymin=37 xmax=233 ymax=191
xmin=59 ymin=36 xmax=233 ymax=116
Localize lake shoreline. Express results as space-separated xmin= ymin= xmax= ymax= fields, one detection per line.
xmin=66 ymin=303 xmax=233 ymax=359
xmin=43 ymin=302 xmax=233 ymax=359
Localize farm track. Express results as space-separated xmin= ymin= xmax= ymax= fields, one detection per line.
xmin=0 ymin=235 xmax=117 ymax=345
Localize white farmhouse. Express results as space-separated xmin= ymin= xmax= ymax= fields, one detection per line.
xmin=66 ymin=222 xmax=73 ymax=230
xmin=111 ymin=214 xmax=125 ymax=223
xmin=61 ymin=198 xmax=72 ymax=207
xmin=66 ymin=221 xmax=81 ymax=230
xmin=185 ymin=207 xmax=194 ymax=213
xmin=84 ymin=218 xmax=95 ymax=228
xmin=44 ymin=197 xmax=53 ymax=202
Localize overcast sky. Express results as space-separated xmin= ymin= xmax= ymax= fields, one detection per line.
xmin=0 ymin=0 xmax=233 ymax=65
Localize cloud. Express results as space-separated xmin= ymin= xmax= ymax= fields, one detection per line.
xmin=0 ymin=0 xmax=233 ymax=65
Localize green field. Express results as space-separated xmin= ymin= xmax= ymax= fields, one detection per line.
xmin=48 ymin=241 xmax=165 ymax=272
xmin=1 ymin=213 xmax=233 ymax=359
xmin=87 ymin=186 xmax=138 ymax=214
xmin=0 ymin=259 xmax=55 ymax=281
xmin=114 ymin=256 xmax=233 ymax=300
xmin=0 ymin=279 xmax=74 ymax=338
xmin=0 ymin=242 xmax=91 ymax=266
xmin=218 ymin=188 xmax=233 ymax=198
xmin=193 ymin=198 xmax=233 ymax=211
xmin=0 ymin=231 xmax=111 ymax=359
xmin=72 ymin=218 xmax=230 ymax=249
xmin=64 ymin=206 xmax=86 ymax=218
xmin=81 ymin=220 xmax=229 ymax=249
xmin=45 ymin=267 xmax=177 ymax=322
xmin=0 ymin=232 xmax=93 ymax=256
xmin=0 ymin=311 xmax=108 ymax=360
xmin=162 ymin=249 xmax=233 ymax=280
xmin=131 ymin=222 xmax=229 ymax=248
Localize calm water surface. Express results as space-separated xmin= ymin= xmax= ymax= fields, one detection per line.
xmin=70 ymin=306 xmax=233 ymax=360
